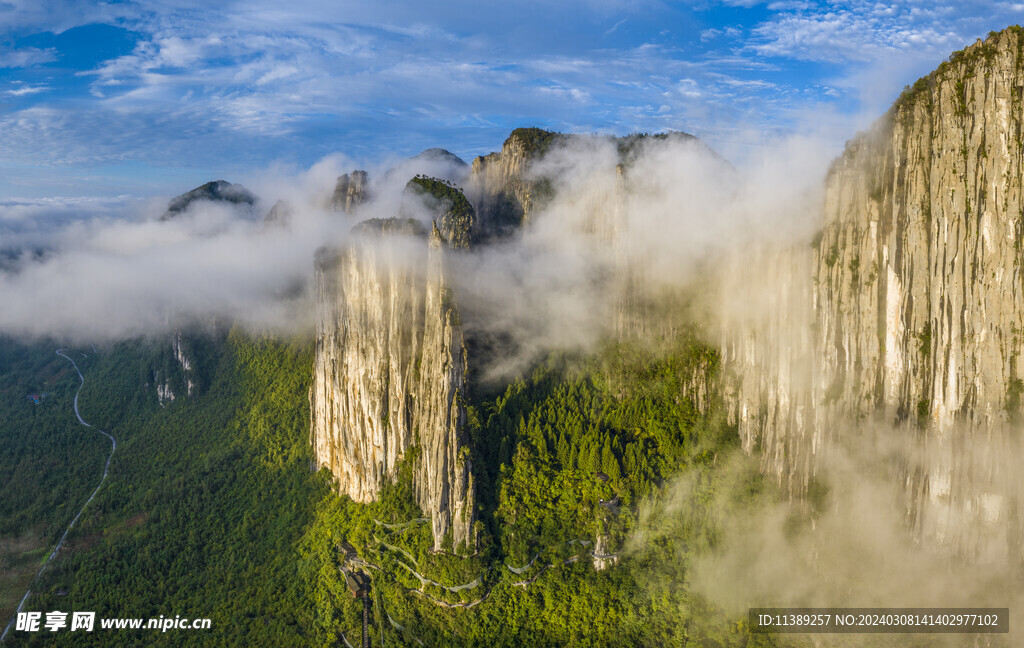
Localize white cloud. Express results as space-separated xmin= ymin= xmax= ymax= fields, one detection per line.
xmin=154 ymin=36 xmax=205 ymax=68
xmin=0 ymin=46 xmax=57 ymax=68
xmin=605 ymin=17 xmax=628 ymax=35
xmin=766 ymin=0 xmax=815 ymax=9
xmin=0 ymin=0 xmax=128 ymax=35
xmin=0 ymin=0 xmax=1018 ymax=199
xmin=0 ymin=157 xmax=365 ymax=341
xmin=2 ymin=83 xmax=49 ymax=96
xmin=745 ymin=2 xmax=973 ymax=64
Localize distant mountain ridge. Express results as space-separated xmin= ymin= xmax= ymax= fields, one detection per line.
xmin=160 ymin=180 xmax=257 ymax=220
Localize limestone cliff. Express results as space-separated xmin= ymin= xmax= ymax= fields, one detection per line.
xmin=719 ymin=244 xmax=818 ymax=496
xmin=469 ymin=127 xmax=560 ymax=239
xmin=310 ymin=209 xmax=475 ymax=551
xmin=815 ymin=28 xmax=1024 ymax=558
xmin=734 ymin=27 xmax=1024 ymax=560
xmin=153 ymin=330 xmax=199 ymax=405
xmin=331 ymin=171 xmax=369 ymax=213
xmin=309 ymin=131 xmax=724 ymax=551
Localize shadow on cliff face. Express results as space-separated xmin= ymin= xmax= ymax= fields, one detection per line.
xmin=448 ymin=131 xmax=832 ymax=381
xmin=0 ymin=125 xmax=829 ymax=363
xmin=626 ymin=423 xmax=1023 ymax=647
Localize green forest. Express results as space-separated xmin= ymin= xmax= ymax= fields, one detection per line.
xmin=0 ymin=341 xmax=109 ymax=623
xmin=0 ymin=329 xmax=798 ymax=647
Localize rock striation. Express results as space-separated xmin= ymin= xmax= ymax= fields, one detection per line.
xmin=153 ymin=331 xmax=198 ymax=406
xmin=310 ymin=132 xmax=722 ymax=551
xmin=720 ymin=243 xmax=818 ymax=496
xmin=310 ymin=180 xmax=476 ymax=551
xmin=469 ymin=127 xmax=561 ymax=239
xmin=816 ymin=28 xmax=1024 ymax=559
xmin=331 ymin=171 xmax=369 ymax=213
xmin=733 ymin=27 xmax=1024 ymax=561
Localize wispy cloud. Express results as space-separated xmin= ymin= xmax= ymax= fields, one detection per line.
xmin=747 ymin=8 xmax=964 ymax=64
xmin=2 ymin=82 xmax=49 ymax=96
xmin=0 ymin=0 xmax=1019 ymax=198
xmin=714 ymin=0 xmax=980 ymax=67
xmin=0 ymin=46 xmax=57 ymax=68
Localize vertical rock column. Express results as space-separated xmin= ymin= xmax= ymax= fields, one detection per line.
xmin=413 ymin=225 xmax=475 ymax=550
xmin=310 ymin=224 xmax=476 ymax=551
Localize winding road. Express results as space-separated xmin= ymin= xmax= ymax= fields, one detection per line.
xmin=1 ymin=349 xmax=116 ymax=643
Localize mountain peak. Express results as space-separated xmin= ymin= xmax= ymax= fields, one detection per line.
xmin=161 ymin=180 xmax=257 ymax=220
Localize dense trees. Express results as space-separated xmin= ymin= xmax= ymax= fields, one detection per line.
xmin=2 ymin=330 xmax=781 ymax=647
xmin=0 ymin=340 xmax=110 ymax=622
xmin=4 ymin=332 xmax=326 ymax=647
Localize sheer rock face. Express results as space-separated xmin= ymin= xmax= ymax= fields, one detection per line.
xmin=818 ymin=30 xmax=1024 ymax=433
xmin=470 ymin=132 xmax=533 ymax=223
xmin=469 ymin=128 xmax=558 ymax=238
xmin=736 ymin=28 xmax=1024 ymax=559
xmin=719 ymin=244 xmax=818 ymax=496
xmin=309 ymin=224 xmax=475 ymax=551
xmin=331 ymin=170 xmax=369 ymax=213
xmin=154 ymin=330 xmax=197 ymax=406
xmin=814 ymin=29 xmax=1024 ymax=558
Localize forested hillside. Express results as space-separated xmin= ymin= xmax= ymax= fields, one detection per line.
xmin=0 ymin=341 xmax=108 ymax=624
xmin=1 ymin=330 xmax=790 ymax=647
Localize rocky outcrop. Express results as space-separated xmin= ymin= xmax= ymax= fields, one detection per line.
xmin=310 ymin=215 xmax=475 ymax=551
xmin=403 ymin=176 xmax=475 ymax=248
xmin=469 ymin=128 xmax=560 ymax=239
xmin=331 ymin=171 xmax=369 ymax=213
xmin=153 ymin=331 xmax=197 ymax=405
xmin=263 ymin=199 xmax=294 ymax=227
xmin=155 ymin=373 xmax=175 ymax=406
xmin=309 ymin=128 xmax=728 ymax=550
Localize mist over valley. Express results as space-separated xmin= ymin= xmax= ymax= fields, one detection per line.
xmin=2 ymin=8 xmax=1024 ymax=648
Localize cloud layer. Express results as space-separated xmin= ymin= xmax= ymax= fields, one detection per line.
xmin=0 ymin=162 xmax=355 ymax=342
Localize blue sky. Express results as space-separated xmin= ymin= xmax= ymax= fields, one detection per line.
xmin=0 ymin=0 xmax=1021 ymax=199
